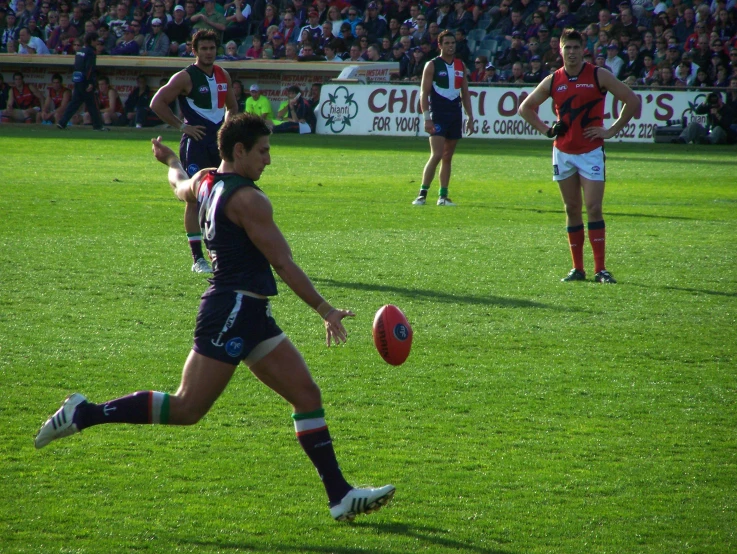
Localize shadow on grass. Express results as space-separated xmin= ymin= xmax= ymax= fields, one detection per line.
xmin=181 ymin=521 xmax=513 ymax=554
xmin=627 ymin=282 xmax=737 ymax=297
xmin=313 ymin=277 xmax=584 ymax=313
xmin=496 ymin=206 xmax=698 ymax=221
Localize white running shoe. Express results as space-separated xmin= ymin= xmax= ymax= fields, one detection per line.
xmin=191 ymin=258 xmax=213 ymax=273
xmin=329 ymin=485 xmax=396 ymax=521
xmin=35 ymin=393 xmax=87 ymax=449
xmin=437 ymin=196 xmax=456 ymax=206
xmin=412 ymin=196 xmax=427 ymax=206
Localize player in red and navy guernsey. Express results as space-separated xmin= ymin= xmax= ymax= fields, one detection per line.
xmin=519 ymin=28 xmax=640 ymax=284
xmin=150 ymin=29 xmax=238 ymax=274
xmin=412 ymin=29 xmax=474 ymax=207
xmin=35 ymin=113 xmax=395 ymax=523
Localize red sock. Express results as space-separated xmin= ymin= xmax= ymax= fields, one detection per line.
xmin=567 ymin=225 xmax=585 ymax=271
xmin=588 ymin=221 xmax=606 ymax=274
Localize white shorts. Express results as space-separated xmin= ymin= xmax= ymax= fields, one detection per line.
xmin=552 ymin=146 xmax=606 ymax=182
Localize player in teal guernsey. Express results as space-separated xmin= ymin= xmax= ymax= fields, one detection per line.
xmin=35 ymin=114 xmax=395 ymax=523
xmin=412 ymin=29 xmax=475 ymax=207
xmin=151 ymin=30 xmax=238 ymax=274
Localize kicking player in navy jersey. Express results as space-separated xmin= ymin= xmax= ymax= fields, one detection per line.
xmin=35 ymin=113 xmax=395 ymax=523
xmin=412 ymin=29 xmax=474 ymax=207
xmin=518 ymin=28 xmax=640 ymax=283
xmin=151 ymin=29 xmax=239 ymax=274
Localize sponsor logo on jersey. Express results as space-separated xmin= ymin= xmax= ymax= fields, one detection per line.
xmin=199 ymin=85 xmax=209 ymax=94
xmin=556 ymin=84 xmax=568 ymax=92
xmin=569 ymin=76 xmax=578 ymax=82
xmin=576 ymin=83 xmax=594 ymax=88
xmin=225 ymin=337 xmax=244 ymax=357
xmin=217 ymin=83 xmax=227 ymax=92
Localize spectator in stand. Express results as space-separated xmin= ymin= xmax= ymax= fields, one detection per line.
xmin=497 ymin=30 xmax=527 ymax=69
xmin=363 ymin=2 xmax=386 ymax=42
xmin=339 ymin=22 xmax=355 ymax=49
xmin=69 ymin=3 xmax=85 ymax=34
xmin=141 ymin=17 xmax=170 ymax=55
xmin=284 ymin=41 xmax=299 ymax=60
xmin=674 ymin=59 xmax=694 ymax=85
xmin=672 ymin=6 xmax=695 ymax=44
xmin=37 ymin=73 xmax=70 ymax=125
xmin=111 ymin=24 xmax=140 ymax=54
xmin=454 ymin=28 xmax=472 ymax=66
xmin=220 ymin=39 xmax=243 ymax=59
xmin=319 ymin=21 xmax=339 ymax=53
xmin=17 ymin=25 xmax=50 ymax=52
xmin=713 ymin=8 xmax=734 ymax=41
xmin=665 ymin=44 xmax=681 ymax=68
xmin=223 ymin=0 xmax=250 ymax=43
xmin=356 ymin=33 xmax=369 ymax=55
xmin=692 ymin=66 xmax=712 ymax=87
xmin=727 ymin=76 xmax=737 ymax=108
xmin=87 ymin=75 xmax=123 ymax=125
xmin=653 ymin=63 xmax=676 ymax=86
xmin=640 ymin=30 xmax=655 ymax=57
xmin=677 ymin=91 xmax=736 ymax=144
xmin=300 ymin=8 xmax=323 ymax=44
xmin=527 ymin=35 xmax=542 ymax=59
xmin=523 ymin=54 xmax=547 ymax=82
xmin=470 ymin=54 xmax=489 ymax=81
xmin=597 ymin=8 xmax=615 ymax=35
xmin=231 ymin=79 xmax=246 ymax=112
xmin=536 ymin=24 xmax=550 ymax=48
xmin=619 ymin=43 xmax=643 ymax=80
xmin=710 ymin=38 xmax=729 ymax=68
xmin=271 ymin=31 xmax=286 ymax=58
xmin=507 ymin=61 xmax=525 ymax=82
xmin=485 ymin=62 xmax=501 ymax=82
xmin=613 ymin=8 xmax=640 ymax=42
xmin=527 ymin=11 xmax=546 ymax=40
xmin=27 ymin=18 xmax=45 ymax=40
xmin=406 ymin=46 xmax=427 ymax=79
xmin=500 ymin=8 xmax=526 ymax=42
xmin=166 ymin=4 xmax=190 ymax=55
xmin=245 ymin=83 xmax=274 ymax=125
xmin=448 ymin=0 xmax=473 ymax=34
xmin=190 ymin=0 xmax=225 ymax=43
xmin=486 ymin=0 xmax=511 ymax=36
xmin=299 ymin=42 xmax=326 ymax=60
xmin=1 ymin=71 xmax=42 ymax=123
xmin=550 ymin=1 xmax=576 ymax=31
xmin=344 ymin=7 xmax=360 ymax=35
xmin=639 ymin=51 xmax=657 ymax=83
xmin=246 ymin=34 xmax=263 ymax=58
xmin=575 ymin=0 xmax=601 ymax=29
xmin=684 ymin=20 xmax=707 ymax=52
xmin=43 ymin=10 xmax=59 ymax=42
xmin=325 ymin=6 xmax=343 ymax=35
xmin=605 ymin=41 xmax=624 ymax=77
xmin=714 ymin=64 xmax=731 ymax=87
xmin=389 ymin=0 xmax=411 ymax=24
xmin=108 ymin=2 xmax=129 ymax=39
xmin=272 ymin=85 xmax=316 ymax=133
xmin=541 ymin=33 xmax=561 ymax=68
xmin=412 ymin=14 xmax=429 ymax=44
xmin=127 ymin=19 xmax=146 ymax=48
xmin=280 ymin=10 xmax=300 ymax=43
xmin=346 ymin=42 xmax=362 ymax=61
xmin=46 ymin=11 xmax=78 ymax=50
xmin=729 ymin=48 xmax=737 ymax=76
xmin=258 ymin=3 xmax=278 ymax=43
xmin=323 ymin=40 xmax=342 ymax=60
xmin=595 ymin=49 xmax=610 ymax=70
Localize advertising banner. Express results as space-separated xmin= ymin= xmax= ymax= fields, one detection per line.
xmin=316 ymin=83 xmax=712 ymax=142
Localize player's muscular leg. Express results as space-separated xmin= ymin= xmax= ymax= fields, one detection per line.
xmin=558 ymin=174 xmax=584 ymax=227
xmin=439 ymin=139 xmax=458 ymax=188
xmin=248 ymin=339 xmax=322 ymax=414
xmin=581 ymin=178 xmax=605 ymax=222
xmin=422 ymin=136 xmax=445 ymax=185
xmin=184 ymin=201 xmax=200 ymax=234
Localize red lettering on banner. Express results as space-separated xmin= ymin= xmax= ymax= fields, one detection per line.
xmin=498 ymin=91 xmax=519 ymax=117
xmin=369 ymin=89 xmax=387 ymax=113
xmin=654 ymin=93 xmax=674 ymax=122
xmin=388 ymin=88 xmax=408 ymax=114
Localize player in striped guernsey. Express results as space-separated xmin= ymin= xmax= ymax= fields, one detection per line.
xmin=151 ymin=29 xmax=239 ymax=274
xmin=412 ymin=29 xmax=475 ymax=207
xmin=518 ymin=28 xmax=640 ymax=284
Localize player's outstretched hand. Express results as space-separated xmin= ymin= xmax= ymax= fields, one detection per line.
xmin=151 ymin=136 xmax=178 ymax=165
xmin=324 ymin=309 xmax=355 ymax=347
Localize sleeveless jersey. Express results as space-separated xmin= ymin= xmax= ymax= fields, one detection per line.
xmin=13 ymin=84 xmax=39 ymax=110
xmin=429 ymin=57 xmax=464 ymax=112
xmin=179 ymin=64 xmax=229 ymax=139
xmin=197 ymin=171 xmax=278 ymax=296
xmin=549 ymin=62 xmax=606 ymax=154
xmin=49 ymin=86 xmax=68 ymax=109
xmin=98 ymin=89 xmax=123 ymax=113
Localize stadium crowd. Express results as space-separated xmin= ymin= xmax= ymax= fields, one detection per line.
xmin=1 ymin=0 xmax=736 ymax=123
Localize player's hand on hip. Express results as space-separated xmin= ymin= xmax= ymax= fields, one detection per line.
xmin=323 ymin=309 xmax=355 ymax=347
xmin=583 ymin=125 xmax=610 ymax=140
xmin=424 ymin=120 xmax=435 ymax=134
xmin=151 ymin=136 xmax=178 ymax=165
xmin=183 ymin=124 xmax=207 ymax=140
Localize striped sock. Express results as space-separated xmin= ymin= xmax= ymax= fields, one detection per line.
xmin=293 ymin=409 xmax=352 ymax=504
xmin=439 ymin=187 xmax=448 ymax=198
xmin=75 ymin=391 xmax=170 ymax=430
xmin=567 ymin=224 xmax=585 ymax=271
xmin=187 ymin=232 xmax=205 ymax=262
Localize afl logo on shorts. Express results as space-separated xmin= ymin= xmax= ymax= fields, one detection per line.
xmin=187 ymin=163 xmax=200 ymax=176
xmin=592 ymin=166 xmax=601 ymax=172
xmin=225 ymin=337 xmax=244 ymax=357
xmin=434 ymin=124 xmax=441 ymax=134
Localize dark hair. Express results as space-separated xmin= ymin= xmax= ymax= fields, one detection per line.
xmin=52 ymin=72 xmax=63 ymax=82
xmin=84 ymin=31 xmax=98 ymax=46
xmin=707 ymin=91 xmax=721 ymax=105
xmin=13 ymin=71 xmax=24 ymax=79
xmin=98 ymin=75 xmax=110 ymax=84
xmin=560 ymin=27 xmax=583 ymax=45
xmin=218 ymin=113 xmax=271 ymax=162
xmin=286 ymin=85 xmax=301 ymax=94
xmin=192 ymin=29 xmax=219 ymax=50
xmin=437 ymin=29 xmax=454 ymax=44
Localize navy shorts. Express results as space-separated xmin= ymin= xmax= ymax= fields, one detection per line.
xmin=180 ymin=135 xmax=221 ymax=177
xmin=193 ymin=291 xmax=284 ymax=365
xmin=431 ymin=111 xmax=463 ymax=140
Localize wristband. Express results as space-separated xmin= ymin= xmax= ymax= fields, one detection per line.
xmin=315 ymin=301 xmax=335 ymax=319
xmin=179 ymin=122 xmax=186 ymax=131
xmin=423 ymin=112 xmax=432 ymax=122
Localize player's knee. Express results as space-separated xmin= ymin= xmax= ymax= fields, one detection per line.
xmin=170 ymin=396 xmax=212 ymax=425
xmin=586 ymin=202 xmax=603 ymax=219
xmin=293 ymin=380 xmax=322 ymax=413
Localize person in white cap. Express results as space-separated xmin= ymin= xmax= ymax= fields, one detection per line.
xmin=141 ymin=17 xmax=171 ymax=56
xmin=245 ymin=83 xmax=274 ymax=126
xmin=166 ymin=5 xmax=192 ymax=56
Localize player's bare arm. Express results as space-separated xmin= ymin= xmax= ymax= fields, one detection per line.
xmin=460 ymin=70 xmax=474 ymax=135
xmin=228 ymin=189 xmax=354 ymax=346
xmin=584 ymin=69 xmax=640 ymax=140
xmin=518 ymin=74 xmax=554 ymax=135
xmin=6 ymin=88 xmax=15 ymax=111
xmin=150 ymin=71 xmax=207 ymax=140
xmin=151 ymin=136 xmax=210 ymax=202
xmin=223 ymin=69 xmax=239 ymax=119
xmin=420 ymin=60 xmax=434 ymax=134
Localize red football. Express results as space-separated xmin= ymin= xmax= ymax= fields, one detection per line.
xmin=372 ymin=305 xmax=413 ymax=366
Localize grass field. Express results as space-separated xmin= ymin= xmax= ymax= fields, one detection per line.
xmin=0 ymin=127 xmax=735 ymax=553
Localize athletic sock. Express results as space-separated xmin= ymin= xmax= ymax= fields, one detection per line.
xmin=74 ymin=391 xmax=170 ymax=430
xmin=418 ymin=185 xmax=429 ymax=198
xmin=566 ymin=224 xmax=585 ymax=271
xmin=293 ymin=409 xmax=352 ymax=505
xmin=187 ymin=232 xmax=205 ymax=262
xmin=439 ymin=187 xmax=448 ymax=198
xmin=588 ymin=220 xmax=606 ymax=274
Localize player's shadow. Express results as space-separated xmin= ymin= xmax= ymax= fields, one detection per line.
xmin=181 ymin=522 xmax=513 ymax=553
xmin=312 ymin=277 xmax=581 ymax=312
xmin=494 ymin=206 xmax=697 ymax=221
xmin=628 ymin=282 xmax=737 ymax=297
